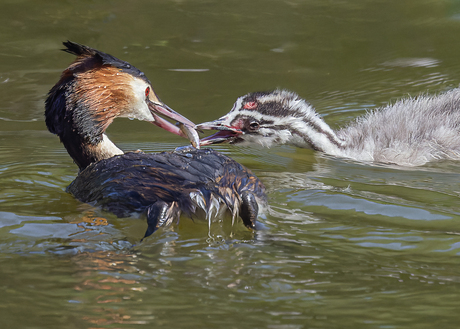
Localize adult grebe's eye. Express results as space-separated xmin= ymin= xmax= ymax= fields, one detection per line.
xmin=249 ymin=121 xmax=259 ymax=131
xmin=145 ymin=86 xmax=150 ymax=98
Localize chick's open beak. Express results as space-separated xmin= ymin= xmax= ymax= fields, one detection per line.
xmin=148 ymin=101 xmax=200 ymax=148
xmin=196 ymin=118 xmax=242 ymax=146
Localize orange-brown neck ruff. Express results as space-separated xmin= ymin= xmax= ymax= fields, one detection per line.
xmin=70 ymin=66 xmax=134 ymax=139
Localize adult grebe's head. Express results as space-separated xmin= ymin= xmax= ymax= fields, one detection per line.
xmin=45 ymin=41 xmax=198 ymax=169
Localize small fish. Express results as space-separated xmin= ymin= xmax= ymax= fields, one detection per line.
xmin=179 ymin=123 xmax=200 ymax=149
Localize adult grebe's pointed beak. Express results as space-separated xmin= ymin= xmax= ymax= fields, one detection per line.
xmin=148 ymin=100 xmax=200 ymax=148
xmin=196 ymin=118 xmax=242 ymax=146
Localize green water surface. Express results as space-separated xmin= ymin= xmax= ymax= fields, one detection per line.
xmin=1 ymin=0 xmax=460 ymax=328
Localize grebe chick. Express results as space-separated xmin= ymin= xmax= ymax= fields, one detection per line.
xmin=198 ymin=89 xmax=460 ymax=166
xmin=46 ymin=41 xmax=266 ymax=238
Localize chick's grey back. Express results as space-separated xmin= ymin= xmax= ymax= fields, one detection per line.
xmin=337 ymin=89 xmax=460 ymax=166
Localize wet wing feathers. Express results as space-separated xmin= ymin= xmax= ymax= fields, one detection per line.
xmin=68 ymin=149 xmax=266 ymax=220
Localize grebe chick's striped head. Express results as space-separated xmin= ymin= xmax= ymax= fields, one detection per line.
xmin=198 ymin=90 xmax=345 ymax=152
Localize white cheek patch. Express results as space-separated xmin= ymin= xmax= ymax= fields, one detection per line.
xmin=118 ymin=78 xmax=155 ymax=122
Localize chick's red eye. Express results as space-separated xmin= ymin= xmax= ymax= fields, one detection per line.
xmin=244 ymin=102 xmax=257 ymax=110
xmin=145 ymin=86 xmax=150 ymax=98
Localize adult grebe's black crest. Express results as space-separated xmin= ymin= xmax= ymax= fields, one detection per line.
xmin=198 ymin=89 xmax=460 ymax=166
xmin=45 ymin=41 xmax=266 ymax=238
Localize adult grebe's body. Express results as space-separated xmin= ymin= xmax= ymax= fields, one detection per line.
xmin=45 ymin=41 xmax=266 ymax=238
xmin=68 ymin=148 xmax=264 ymax=238
xmin=198 ymin=89 xmax=460 ymax=166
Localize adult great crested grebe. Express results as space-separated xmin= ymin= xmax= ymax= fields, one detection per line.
xmin=45 ymin=41 xmax=266 ymax=238
xmin=198 ymin=89 xmax=460 ymax=166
